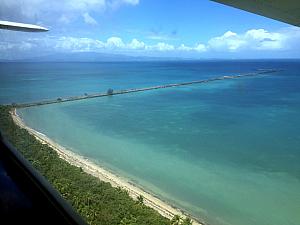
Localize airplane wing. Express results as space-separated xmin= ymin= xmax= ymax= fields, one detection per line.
xmin=0 ymin=20 xmax=48 ymax=32
xmin=212 ymin=0 xmax=300 ymax=27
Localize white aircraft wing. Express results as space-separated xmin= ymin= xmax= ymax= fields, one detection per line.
xmin=0 ymin=20 xmax=48 ymax=32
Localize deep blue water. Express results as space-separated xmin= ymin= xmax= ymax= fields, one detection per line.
xmin=1 ymin=60 xmax=300 ymax=225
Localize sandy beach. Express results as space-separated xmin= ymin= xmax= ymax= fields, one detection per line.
xmin=10 ymin=108 xmax=203 ymax=225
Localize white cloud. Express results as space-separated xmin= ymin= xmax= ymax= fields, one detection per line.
xmin=83 ymin=12 xmax=98 ymax=25
xmin=244 ymin=29 xmax=284 ymax=50
xmin=177 ymin=44 xmax=193 ymax=51
xmin=54 ymin=37 xmax=176 ymax=52
xmin=194 ymin=43 xmax=207 ymax=52
xmin=66 ymin=0 xmax=106 ymax=12
xmin=122 ymin=0 xmax=139 ymax=5
xmin=55 ymin=37 xmax=105 ymax=52
xmin=208 ymin=31 xmax=246 ymax=51
xmin=106 ymin=0 xmax=139 ymax=9
xmin=106 ymin=37 xmax=125 ymax=48
xmin=0 ymin=0 xmax=139 ymax=24
xmin=52 ymin=27 xmax=300 ymax=54
xmin=127 ymin=38 xmax=145 ymax=49
xmin=147 ymin=42 xmax=175 ymax=51
xmin=0 ymin=42 xmax=16 ymax=51
xmin=0 ymin=40 xmax=34 ymax=54
xmin=19 ymin=42 xmax=33 ymax=50
xmin=1 ymin=27 xmax=300 ymax=59
xmin=207 ymin=28 xmax=300 ymax=52
xmin=176 ymin=43 xmax=206 ymax=52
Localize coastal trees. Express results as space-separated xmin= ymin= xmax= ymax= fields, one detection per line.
xmin=171 ymin=215 xmax=181 ymax=225
xmin=0 ymin=105 xmax=170 ymax=225
xmin=137 ymin=195 xmax=144 ymax=205
xmin=170 ymin=215 xmax=193 ymax=225
xmin=107 ymin=88 xmax=114 ymax=95
xmin=181 ymin=217 xmax=193 ymax=225
xmin=120 ymin=215 xmax=138 ymax=225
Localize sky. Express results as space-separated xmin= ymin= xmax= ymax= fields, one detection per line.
xmin=1 ymin=0 xmax=300 ymax=60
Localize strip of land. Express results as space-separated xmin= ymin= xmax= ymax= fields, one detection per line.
xmin=15 ymin=69 xmax=278 ymax=108
xmin=11 ymin=108 xmax=203 ymax=225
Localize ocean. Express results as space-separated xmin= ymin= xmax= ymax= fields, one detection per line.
xmin=1 ymin=60 xmax=300 ymax=225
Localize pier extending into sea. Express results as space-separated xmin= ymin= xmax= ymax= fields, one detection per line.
xmin=14 ymin=69 xmax=279 ymax=108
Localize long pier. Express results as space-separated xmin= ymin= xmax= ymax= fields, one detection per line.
xmin=15 ymin=69 xmax=279 ymax=108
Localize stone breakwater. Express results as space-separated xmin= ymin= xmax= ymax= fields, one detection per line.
xmin=14 ymin=69 xmax=279 ymax=108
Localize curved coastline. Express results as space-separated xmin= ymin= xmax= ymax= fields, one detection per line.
xmin=11 ymin=108 xmax=204 ymax=225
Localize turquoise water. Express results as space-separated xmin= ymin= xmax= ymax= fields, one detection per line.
xmin=1 ymin=61 xmax=300 ymax=225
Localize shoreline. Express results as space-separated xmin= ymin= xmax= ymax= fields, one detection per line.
xmin=11 ymin=108 xmax=203 ymax=225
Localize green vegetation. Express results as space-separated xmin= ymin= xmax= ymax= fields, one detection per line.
xmin=181 ymin=218 xmax=193 ymax=225
xmin=170 ymin=215 xmax=193 ymax=225
xmin=107 ymin=88 xmax=114 ymax=95
xmin=0 ymin=105 xmax=170 ymax=225
xmin=137 ymin=195 xmax=144 ymax=205
xmin=171 ymin=215 xmax=182 ymax=225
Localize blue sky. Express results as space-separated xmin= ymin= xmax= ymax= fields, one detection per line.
xmin=1 ymin=0 xmax=300 ymax=59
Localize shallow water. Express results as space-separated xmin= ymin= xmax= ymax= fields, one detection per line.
xmin=1 ymin=61 xmax=300 ymax=225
